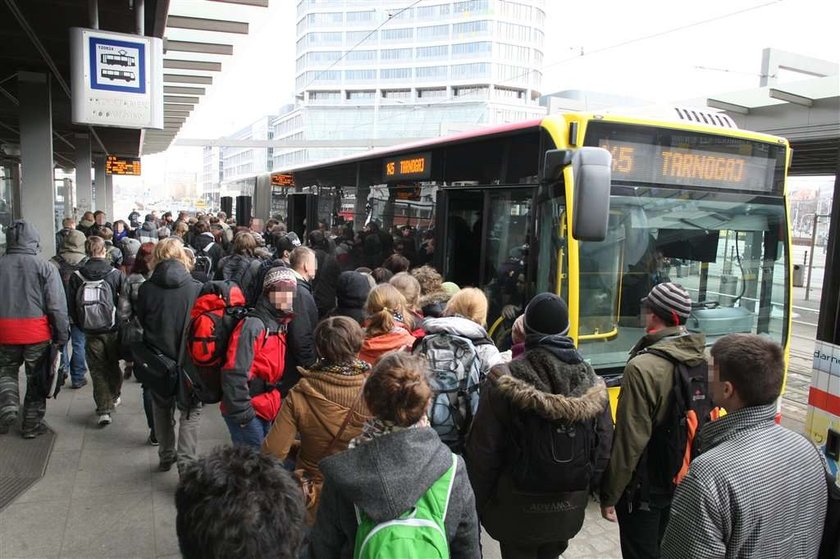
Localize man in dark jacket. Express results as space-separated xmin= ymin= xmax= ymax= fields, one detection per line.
xmin=308 ymin=230 xmax=341 ymax=319
xmin=282 ymin=246 xmax=318 ymax=396
xmin=190 ymin=221 xmax=223 ymax=275
xmin=600 ymin=282 xmax=706 ymax=559
xmin=466 ymin=293 xmax=613 ymax=558
xmin=136 ymin=239 xmax=202 ymax=473
xmin=330 ymin=271 xmax=371 ymax=324
xmin=68 ymin=236 xmax=125 ymax=426
xmin=51 ymin=230 xmax=89 ymax=389
xmin=0 ymin=220 xmax=70 ymax=438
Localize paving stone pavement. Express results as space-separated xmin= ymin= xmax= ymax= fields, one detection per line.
xmin=0 ymin=373 xmax=622 ymax=558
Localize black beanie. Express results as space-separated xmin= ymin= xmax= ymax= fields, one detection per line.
xmin=524 ymin=293 xmax=570 ymax=336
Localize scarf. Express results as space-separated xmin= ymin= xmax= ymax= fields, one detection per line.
xmin=310 ymin=359 xmax=370 ymax=377
xmin=524 ymin=333 xmax=584 ymax=365
xmin=348 ymin=415 xmax=429 ymax=449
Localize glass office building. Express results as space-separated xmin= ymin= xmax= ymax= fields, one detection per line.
xmin=273 ymin=0 xmax=547 ymax=168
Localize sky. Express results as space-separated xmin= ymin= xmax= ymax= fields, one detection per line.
xmin=128 ymin=0 xmax=839 ymax=194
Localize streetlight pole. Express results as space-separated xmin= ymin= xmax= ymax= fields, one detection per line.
xmin=805 ymin=213 xmax=831 ymax=301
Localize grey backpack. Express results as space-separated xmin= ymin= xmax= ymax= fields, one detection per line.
xmin=75 ymin=270 xmax=116 ymax=333
xmin=414 ymin=332 xmax=483 ymax=453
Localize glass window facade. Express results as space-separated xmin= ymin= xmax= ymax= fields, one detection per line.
xmin=418 ymin=24 xmax=450 ymax=40
xmin=452 ymin=41 xmax=492 ymax=57
xmin=381 ymin=67 xmax=413 ymax=80
xmin=416 ymin=45 xmax=449 ymax=58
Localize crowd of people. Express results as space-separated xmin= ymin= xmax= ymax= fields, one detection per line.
xmin=0 ymin=210 xmax=834 ymax=559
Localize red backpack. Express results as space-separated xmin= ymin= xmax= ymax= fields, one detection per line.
xmin=186 ymin=281 xmax=249 ymax=403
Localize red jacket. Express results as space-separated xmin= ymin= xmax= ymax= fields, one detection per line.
xmin=221 ymin=300 xmax=289 ymax=423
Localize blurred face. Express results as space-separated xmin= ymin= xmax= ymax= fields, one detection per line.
xmin=95 ymin=213 xmax=106 ymax=225
xmin=268 ymin=289 xmax=294 ymax=313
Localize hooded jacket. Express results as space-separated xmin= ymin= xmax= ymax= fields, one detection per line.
xmin=67 ymin=257 xmax=125 ymax=331
xmin=221 ymin=297 xmax=290 ymax=424
xmin=466 ymin=339 xmax=613 ymax=545
xmin=0 ymin=220 xmax=69 ymax=345
xmin=76 ymin=219 xmax=95 ymax=236
xmin=262 ymin=362 xmax=372 ymax=481
xmin=311 ymin=428 xmax=481 ymax=558
xmin=136 ymin=259 xmax=201 ymax=360
xmin=191 ymin=232 xmax=223 ymax=271
xmin=135 ymin=220 xmax=159 ymax=244
xmin=330 ymin=271 xmax=371 ymax=324
xmin=422 ymin=315 xmax=504 ymax=378
xmin=600 ymin=326 xmax=707 ymax=507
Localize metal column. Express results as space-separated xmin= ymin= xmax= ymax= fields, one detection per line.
xmin=75 ymin=133 xmax=93 ymax=213
xmin=18 ymin=72 xmax=56 ymax=256
xmin=816 ymin=148 xmax=840 ymax=345
xmin=94 ymin=156 xmax=113 ymax=219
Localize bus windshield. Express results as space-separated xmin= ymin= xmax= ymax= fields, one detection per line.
xmin=577 ymin=188 xmax=788 ymax=373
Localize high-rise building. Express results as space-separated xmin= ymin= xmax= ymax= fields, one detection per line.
xmin=214 ymin=115 xmax=275 ymax=197
xmin=273 ymin=0 xmax=547 ymax=168
xmin=200 ymin=146 xmax=223 ymax=207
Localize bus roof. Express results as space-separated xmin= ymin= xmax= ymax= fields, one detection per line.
xmin=275 ymin=118 xmax=544 ymax=176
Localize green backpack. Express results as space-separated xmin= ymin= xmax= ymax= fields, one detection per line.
xmin=353 ymin=453 xmax=457 ymax=559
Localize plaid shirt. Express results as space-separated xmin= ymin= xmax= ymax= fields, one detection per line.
xmin=662 ymin=404 xmax=827 ymax=559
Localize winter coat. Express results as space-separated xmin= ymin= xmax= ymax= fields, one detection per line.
xmin=419 ymin=290 xmax=451 ymax=319
xmin=76 ymin=219 xmax=95 ymax=236
xmin=262 ymin=361 xmax=372 ymax=483
xmin=105 ymin=242 xmax=123 ymax=269
xmin=0 ymin=220 xmax=69 ymax=345
xmin=135 ymin=220 xmax=159 ymax=244
xmin=136 ymin=259 xmax=201 ymax=361
xmin=191 ymin=232 xmax=224 ymax=272
xmin=600 ymin=326 xmax=707 ymax=507
xmin=466 ymin=337 xmax=613 ymax=546
xmin=281 ymin=271 xmax=318 ymax=396
xmin=422 ymin=315 xmax=504 ymax=378
xmin=662 ymin=404 xmax=827 ymax=558
xmin=221 ymin=297 xmax=290 ymax=424
xmin=214 ymin=253 xmax=259 ymax=290
xmin=312 ymin=248 xmax=341 ymax=319
xmin=311 ymin=427 xmax=481 ymax=559
xmin=358 ymin=324 xmax=416 ymax=365
xmin=55 ymin=227 xmax=74 ymax=256
xmin=329 ymin=271 xmax=371 ymax=325
xmin=117 ymin=272 xmax=148 ymax=323
xmin=67 ymin=257 xmax=125 ymax=332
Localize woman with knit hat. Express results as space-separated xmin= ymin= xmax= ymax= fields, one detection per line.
xmin=466 ymin=292 xmax=614 ymax=559
xmin=221 ymin=266 xmax=297 ymax=448
xmin=262 ymin=316 xmax=373 ymax=524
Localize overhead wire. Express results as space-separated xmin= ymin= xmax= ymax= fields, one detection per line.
xmin=332 ymin=0 xmax=785 ymax=134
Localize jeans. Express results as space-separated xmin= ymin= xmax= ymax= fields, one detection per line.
xmin=224 ymin=415 xmax=271 ymax=448
xmin=85 ymin=332 xmax=122 ymax=415
xmin=616 ymin=493 xmax=672 ymax=559
xmin=0 ymin=341 xmax=50 ymax=430
xmin=61 ymin=325 xmax=87 ymax=385
xmin=151 ymin=391 xmax=201 ymax=470
xmin=142 ymin=384 xmax=154 ymax=434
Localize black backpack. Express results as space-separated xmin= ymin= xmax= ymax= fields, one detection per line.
xmin=53 ymin=255 xmax=88 ymax=288
xmin=630 ymin=348 xmax=714 ymax=500
xmin=508 ymin=408 xmax=599 ymax=493
xmin=194 ymin=242 xmax=215 ymax=276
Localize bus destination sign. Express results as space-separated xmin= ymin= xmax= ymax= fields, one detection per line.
xmin=597 ymin=139 xmax=776 ymax=191
xmin=105 ymin=155 xmax=141 ymax=176
xmin=383 ymin=152 xmax=431 ymax=182
xmin=271 ymin=173 xmax=294 ymax=187
xmin=585 ymin=122 xmax=783 ymax=193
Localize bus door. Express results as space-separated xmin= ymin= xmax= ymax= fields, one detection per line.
xmin=436 ymin=186 xmax=533 ymax=339
xmin=287 ymin=192 xmax=318 ymax=242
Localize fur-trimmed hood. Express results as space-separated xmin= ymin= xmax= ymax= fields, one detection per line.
xmin=491 ymin=348 xmax=608 ymax=423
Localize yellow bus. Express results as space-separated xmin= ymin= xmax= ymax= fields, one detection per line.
xmin=255 ymin=110 xmax=791 ymax=405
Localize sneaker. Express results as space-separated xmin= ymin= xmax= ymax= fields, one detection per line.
xmin=21 ymin=423 xmax=49 ymax=439
xmin=159 ymin=458 xmax=176 ymax=472
xmin=98 ymin=413 xmax=112 ymax=426
xmin=113 ymin=396 xmax=121 ymax=408
xmin=147 ymin=431 xmax=159 ymax=446
xmin=70 ymin=378 xmax=88 ymax=389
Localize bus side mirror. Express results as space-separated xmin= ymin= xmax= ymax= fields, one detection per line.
xmin=571 ymin=147 xmax=611 ymax=242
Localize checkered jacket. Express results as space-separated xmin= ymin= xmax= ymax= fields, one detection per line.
xmin=661 ymin=404 xmax=827 ymax=558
